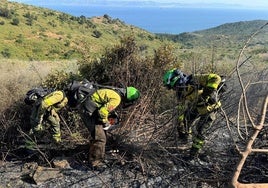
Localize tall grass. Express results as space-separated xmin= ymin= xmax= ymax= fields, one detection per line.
xmin=0 ymin=59 xmax=78 ymax=113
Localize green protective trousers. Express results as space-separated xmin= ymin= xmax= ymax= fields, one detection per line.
xmin=177 ymin=102 xmax=193 ymax=137
xmin=47 ymin=109 xmax=61 ymax=142
xmin=30 ymin=103 xmax=61 ymax=142
xmin=81 ymin=110 xmax=106 ymax=164
xmin=30 ymin=91 xmax=67 ymax=143
xmin=181 ymin=106 xmax=216 ymax=154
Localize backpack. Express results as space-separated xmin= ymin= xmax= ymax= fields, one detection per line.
xmin=24 ymin=87 xmax=54 ymax=105
xmin=66 ymin=79 xmax=125 ymax=114
xmin=66 ymin=79 xmax=97 ymax=109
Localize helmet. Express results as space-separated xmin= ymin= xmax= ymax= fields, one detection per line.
xmin=163 ymin=69 xmax=179 ymax=88
xmin=126 ymin=87 xmax=140 ymax=102
xmin=24 ymin=92 xmax=38 ymax=105
xmin=163 ymin=68 xmax=187 ymax=88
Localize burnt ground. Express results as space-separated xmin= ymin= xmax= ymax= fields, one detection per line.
xmin=0 ymin=134 xmax=236 ymax=188
xmin=1 ymin=113 xmax=268 ymax=188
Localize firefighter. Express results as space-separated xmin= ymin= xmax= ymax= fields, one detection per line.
xmin=163 ymin=68 xmax=222 ymax=162
xmin=28 ymin=89 xmax=68 ymax=143
xmin=66 ymin=81 xmax=140 ymax=169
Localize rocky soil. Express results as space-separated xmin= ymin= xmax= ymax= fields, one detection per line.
xmin=0 ymin=139 xmax=232 ymax=188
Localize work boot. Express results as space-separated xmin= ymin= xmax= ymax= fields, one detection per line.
xmin=189 ymin=147 xmax=199 ymax=157
xmin=50 ymin=134 xmax=63 ymax=149
xmin=90 ymin=160 xmax=106 ymax=172
xmin=29 ymin=125 xmax=45 ymax=138
xmin=178 ymin=132 xmax=191 ymax=145
xmin=188 ymin=147 xmax=210 ymax=166
xmin=53 ymin=136 xmax=62 ymax=143
xmin=187 ymin=147 xmax=199 ymax=161
xmin=199 ymin=153 xmax=211 ymax=163
xmin=189 ymin=157 xmax=209 ymax=166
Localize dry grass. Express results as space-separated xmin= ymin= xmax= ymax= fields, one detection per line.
xmin=0 ymin=59 xmax=78 ymax=113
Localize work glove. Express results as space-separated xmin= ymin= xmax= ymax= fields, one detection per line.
xmin=196 ymin=95 xmax=208 ymax=108
xmin=202 ymin=87 xmax=214 ymax=97
xmin=197 ymin=102 xmax=221 ymax=115
xmin=197 ymin=106 xmax=209 ymax=115
xmin=197 ymin=88 xmax=220 ymax=115
xmin=201 ymin=88 xmax=219 ymax=104
xmin=103 ymin=116 xmax=119 ymax=131
xmin=103 ymin=122 xmax=112 ymax=131
xmin=196 ymin=95 xmax=212 ymax=115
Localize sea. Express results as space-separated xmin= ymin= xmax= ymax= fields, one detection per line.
xmin=37 ymin=5 xmax=268 ymax=34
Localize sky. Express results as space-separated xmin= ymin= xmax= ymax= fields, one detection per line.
xmin=8 ymin=0 xmax=268 ymax=9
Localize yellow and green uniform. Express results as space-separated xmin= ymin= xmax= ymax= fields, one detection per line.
xmin=80 ymin=88 xmax=121 ymax=165
xmin=91 ymin=89 xmax=121 ymax=123
xmin=175 ymin=73 xmax=221 ymax=156
xmin=30 ymin=90 xmax=68 ymax=143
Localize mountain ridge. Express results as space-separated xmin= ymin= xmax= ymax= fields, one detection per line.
xmin=10 ymin=0 xmax=268 ymax=9
xmin=1 ymin=1 xmax=267 ymax=62
xmin=157 ymin=20 xmax=268 ymax=53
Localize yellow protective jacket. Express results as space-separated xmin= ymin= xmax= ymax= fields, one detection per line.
xmin=41 ymin=90 xmax=68 ymax=111
xmin=90 ymin=89 xmax=121 ymax=123
xmin=33 ymin=90 xmax=68 ymax=125
xmin=177 ymin=73 xmax=222 ymax=115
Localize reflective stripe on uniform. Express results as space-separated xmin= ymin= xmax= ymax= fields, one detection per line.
xmin=91 ymin=89 xmax=121 ymax=123
xmin=192 ymin=137 xmax=204 ymax=149
xmin=99 ymin=106 xmax=109 ymax=123
xmin=178 ymin=114 xmax=184 ymax=122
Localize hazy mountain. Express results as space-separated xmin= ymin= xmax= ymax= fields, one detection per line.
xmin=10 ymin=0 xmax=249 ymax=9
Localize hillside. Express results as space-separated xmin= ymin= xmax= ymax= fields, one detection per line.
xmin=157 ymin=20 xmax=268 ymax=65
xmin=0 ymin=1 xmax=168 ymax=60
xmin=158 ymin=20 xmax=268 ymax=46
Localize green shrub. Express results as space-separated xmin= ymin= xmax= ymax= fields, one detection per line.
xmin=15 ymin=34 xmax=24 ymax=44
xmin=78 ymin=15 xmax=86 ymax=24
xmin=92 ymin=30 xmax=102 ymax=38
xmin=0 ymin=7 xmax=13 ymax=18
xmin=1 ymin=48 xmax=11 ymax=58
xmin=11 ymin=17 xmax=19 ymax=25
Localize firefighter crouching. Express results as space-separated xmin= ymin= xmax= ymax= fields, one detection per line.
xmin=65 ymin=80 xmax=140 ymax=170
xmin=163 ymin=68 xmax=223 ymax=163
xmin=25 ymin=88 xmax=68 ymax=143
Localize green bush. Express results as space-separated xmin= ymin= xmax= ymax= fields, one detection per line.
xmin=1 ymin=48 xmax=11 ymax=58
xmin=92 ymin=30 xmax=102 ymax=38
xmin=0 ymin=7 xmax=13 ymax=18
xmin=11 ymin=17 xmax=19 ymax=25
xmin=15 ymin=34 xmax=24 ymax=44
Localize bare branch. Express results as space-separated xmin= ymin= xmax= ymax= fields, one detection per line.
xmin=231 ymin=95 xmax=268 ymax=188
